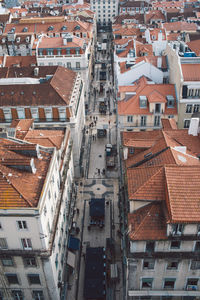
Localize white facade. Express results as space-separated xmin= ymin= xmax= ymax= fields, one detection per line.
xmin=90 ymin=0 xmax=119 ymax=25
xmin=116 ymin=60 xmax=164 ymax=86
xmin=0 ymin=134 xmax=75 ymax=300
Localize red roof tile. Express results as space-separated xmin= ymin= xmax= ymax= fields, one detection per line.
xmin=165 ymin=166 xmax=200 ymax=223
xmin=128 ymin=203 xmax=167 ymax=241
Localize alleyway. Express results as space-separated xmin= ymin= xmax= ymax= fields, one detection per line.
xmin=65 ymin=31 xmax=123 ymax=300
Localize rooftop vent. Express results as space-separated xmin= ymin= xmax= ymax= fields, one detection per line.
xmin=144 ymin=152 xmax=152 ymax=158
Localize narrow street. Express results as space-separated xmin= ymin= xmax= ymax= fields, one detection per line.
xmin=66 ymin=30 xmax=123 ymax=300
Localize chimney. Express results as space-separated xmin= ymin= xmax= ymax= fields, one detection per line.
xmin=188 ymin=117 xmax=200 ymax=136
xmin=34 ymin=67 xmax=39 ymax=77
xmin=157 ymin=57 xmax=162 ymax=68
xmin=158 ymin=30 xmax=163 ymax=41
xmin=63 ymin=38 xmax=67 ymax=46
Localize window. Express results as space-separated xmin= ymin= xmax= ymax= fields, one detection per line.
xmin=66 ymin=49 xmax=70 ymax=55
xmin=155 ymin=103 xmax=161 ymax=113
xmin=146 ymin=241 xmax=155 ymax=252
xmin=43 ymin=205 xmax=47 ymax=216
xmin=23 ymin=257 xmax=37 ymax=267
xmin=184 ymin=119 xmax=190 ymax=129
xmin=166 ymin=261 xmax=179 ymax=270
xmin=143 ymin=259 xmax=155 ymax=270
xmin=1 ymin=256 xmax=13 ymax=266
xmin=127 ymin=116 xmax=133 ymax=122
xmin=3 ymin=108 xmax=12 ymax=122
xmin=27 ymin=274 xmax=41 ymax=285
xmin=58 ymin=108 xmax=66 ymax=121
xmin=193 ymin=104 xmax=200 ymax=113
xmin=21 ymin=238 xmax=32 ymax=250
xmin=55 ymin=253 xmax=58 ymax=269
xmin=6 ymin=274 xmax=19 ymax=284
xmin=186 ymin=278 xmax=198 ymax=290
xmin=142 ymin=278 xmax=153 ymax=289
xmin=129 ymin=147 xmax=134 ymax=154
xmin=0 ymin=238 xmax=8 ymax=249
xmin=12 ymin=290 xmax=23 ymax=300
xmin=172 ymin=224 xmax=184 ymax=235
xmin=195 ymin=241 xmax=200 ymax=251
xmin=141 ymin=116 xmax=146 ymax=126
xmin=76 ymin=62 xmax=80 ymax=69
xmin=163 ymin=278 xmax=175 ymax=289
xmin=170 ymin=241 xmax=180 ymax=249
xmin=186 ymin=104 xmax=192 ymax=113
xmin=75 ymin=49 xmax=80 ymax=55
xmin=44 ymin=107 xmax=52 ymax=121
xmin=17 ymin=221 xmax=27 ymax=230
xmin=154 ymin=115 xmax=160 ymax=126
xmin=17 ymin=108 xmax=25 ymax=119
xmin=32 ymin=290 xmax=44 ymax=300
xmin=188 ymin=89 xmax=194 ymax=97
xmin=191 ymin=260 xmax=200 ymax=270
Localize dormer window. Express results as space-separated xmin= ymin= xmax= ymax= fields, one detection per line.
xmin=139 ymin=96 xmax=147 ymax=108
xmin=166 ymin=95 xmax=175 ymax=107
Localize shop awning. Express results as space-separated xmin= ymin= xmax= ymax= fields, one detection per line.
xmin=68 ymin=235 xmax=80 ymax=251
xmin=67 ymin=250 xmax=76 ymax=268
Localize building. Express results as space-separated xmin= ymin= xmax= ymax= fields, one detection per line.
xmin=90 ymin=0 xmax=119 ymax=26
xmin=165 ymin=44 xmax=200 ymax=129
xmin=0 ymin=65 xmax=85 ymax=177
xmin=117 ymin=76 xmax=177 ymax=131
xmin=0 ymin=119 xmax=75 ymax=300
xmin=120 ymin=120 xmax=200 ymax=299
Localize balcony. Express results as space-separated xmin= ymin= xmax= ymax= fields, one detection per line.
xmin=37 ymin=54 xmax=82 ymax=59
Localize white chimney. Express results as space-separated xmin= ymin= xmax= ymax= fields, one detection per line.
xmin=188 ymin=117 xmax=200 ymax=136
xmin=157 ymin=57 xmax=162 ymax=68
xmin=158 ymin=31 xmax=163 ymax=41
xmin=34 ymin=67 xmax=39 ymax=76
xmin=63 ymin=38 xmax=67 ymax=46
xmin=123 ymin=147 xmax=128 ymax=160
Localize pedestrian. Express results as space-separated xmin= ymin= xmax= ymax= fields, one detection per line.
xmin=98 ymin=169 xmax=100 ymax=175
xmin=92 ymin=135 xmax=95 ymax=141
xmin=93 ymin=116 xmax=95 ymax=120
xmin=94 ymin=120 xmax=96 ymax=126
xmin=96 ymin=116 xmax=98 ymax=121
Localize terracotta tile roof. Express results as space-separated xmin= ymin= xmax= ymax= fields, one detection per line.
xmin=167 ymin=32 xmax=180 ymax=41
xmin=165 ymin=166 xmax=200 ymax=223
xmin=116 ymin=40 xmax=134 ymax=58
xmin=24 ymin=129 xmax=64 ymax=149
xmin=5 ymin=56 xmax=37 ymax=68
xmin=148 ymin=28 xmax=167 ymax=41
xmin=163 ymin=21 xmax=197 ymax=32
xmin=118 ymin=85 xmax=137 ymax=93
xmin=127 ymin=166 xmax=165 ymax=201
xmin=118 ymin=80 xmax=177 ymax=115
xmin=153 ymin=1 xmax=184 ymax=8
xmin=187 ymin=39 xmax=200 ymax=56
xmin=135 ymin=42 xmax=153 ymax=57
xmin=113 ymin=13 xmax=144 ymax=25
xmin=123 ymin=139 xmax=154 ymax=148
xmin=10 ymin=119 xmax=34 ymax=139
xmin=135 ymin=56 xmax=167 ymax=69
xmin=128 ymin=202 xmax=167 ymax=241
xmin=0 ymin=139 xmax=51 ymax=208
xmin=4 ymin=19 xmax=92 ymax=35
xmin=125 ymin=130 xmax=200 ymax=169
xmin=181 ymin=63 xmax=200 ymax=81
xmin=148 ymin=90 xmax=167 ymax=103
xmin=0 ymin=66 xmax=76 ymax=108
xmin=161 ymin=118 xmax=177 ymax=130
xmin=145 ymin=10 xmax=165 ymax=23
xmin=37 ymin=35 xmax=85 ymax=49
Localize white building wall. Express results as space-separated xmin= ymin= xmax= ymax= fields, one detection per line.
xmin=117 ymin=61 xmax=163 ymax=86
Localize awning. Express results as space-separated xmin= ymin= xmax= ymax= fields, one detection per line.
xmin=68 ymin=235 xmax=80 ymax=251
xmin=67 ymin=250 xmax=76 ymax=268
